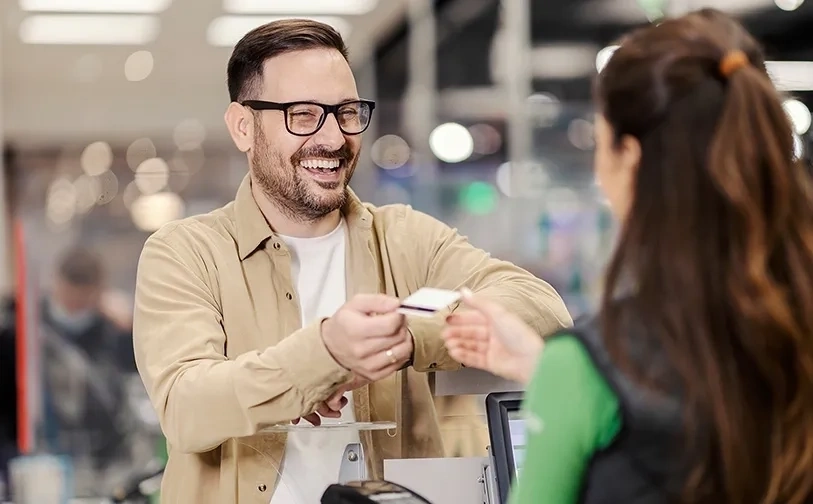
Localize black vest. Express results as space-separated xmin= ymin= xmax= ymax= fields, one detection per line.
xmin=559 ymin=316 xmax=687 ymax=504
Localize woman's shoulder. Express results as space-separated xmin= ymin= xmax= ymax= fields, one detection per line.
xmin=548 ymin=311 xmax=682 ymax=431
xmin=525 ymin=330 xmax=622 ymax=450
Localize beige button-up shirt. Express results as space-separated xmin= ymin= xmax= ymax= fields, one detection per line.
xmin=133 ymin=175 xmax=571 ymax=503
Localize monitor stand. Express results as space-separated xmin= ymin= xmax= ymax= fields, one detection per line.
xmin=338 ymin=443 xmax=366 ymax=484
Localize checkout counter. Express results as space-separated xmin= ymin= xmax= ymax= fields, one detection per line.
xmin=328 ymin=368 xmax=526 ymax=504
xmin=5 ymin=369 xmax=525 ymax=504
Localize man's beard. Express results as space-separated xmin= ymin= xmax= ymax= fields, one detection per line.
xmin=251 ymin=126 xmax=358 ymax=223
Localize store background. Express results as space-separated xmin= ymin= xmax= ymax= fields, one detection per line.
xmin=1 ymin=0 xmax=811 ymax=500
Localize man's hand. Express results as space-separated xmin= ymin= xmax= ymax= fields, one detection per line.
xmin=321 ymin=294 xmax=413 ymax=381
xmin=291 ymin=376 xmax=371 ymax=426
xmin=292 ymin=396 xmax=349 ymax=426
xmin=324 ymin=374 xmax=370 ymax=410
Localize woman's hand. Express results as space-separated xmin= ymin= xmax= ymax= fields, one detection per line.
xmin=442 ymin=289 xmax=544 ymax=385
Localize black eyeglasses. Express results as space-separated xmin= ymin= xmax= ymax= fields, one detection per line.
xmin=241 ymin=99 xmax=376 ymax=137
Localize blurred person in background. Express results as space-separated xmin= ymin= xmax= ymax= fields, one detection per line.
xmin=100 ymin=289 xmax=135 ymax=333
xmin=0 ymin=247 xmax=138 ymax=496
xmin=443 ymin=9 xmax=813 ymax=504
xmin=133 ymin=18 xmax=571 ymax=504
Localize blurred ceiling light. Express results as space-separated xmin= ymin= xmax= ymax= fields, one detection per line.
xmin=783 ymin=99 xmax=811 ymax=135
xmin=122 ymin=181 xmax=140 ymax=209
xmin=468 ymin=123 xmax=502 ymax=156
xmin=20 ymin=14 xmax=159 ymax=45
xmin=19 ymin=0 xmax=172 ymax=12
xmin=495 ymin=162 xmax=514 ymax=197
xmin=596 ymin=45 xmax=619 ymax=73
xmin=173 ymin=119 xmax=206 ymax=151
xmin=127 ymin=138 xmax=157 ymax=170
xmin=527 ymin=93 xmax=562 ymax=127
xmin=581 ymin=0 xmax=772 ymax=23
xmin=46 ymin=177 xmax=77 ymax=225
xmin=766 ymin=61 xmax=813 ymax=92
xmin=80 ymin=140 xmax=113 ymax=176
xmin=371 ymin=135 xmax=410 ymax=170
xmin=96 ymin=170 xmax=119 ymax=205
xmin=223 ymin=0 xmax=376 ymax=15
xmin=125 ymin=50 xmax=154 ymax=81
xmin=793 ymin=133 xmax=804 ymax=160
xmin=74 ymin=175 xmax=102 ymax=213
xmin=568 ymin=119 xmax=595 ymax=151
xmin=429 ymin=123 xmax=474 ymax=163
xmin=130 ymin=192 xmax=184 ymax=232
xmin=496 ymin=161 xmax=549 ymax=198
xmin=135 ymin=157 xmax=170 ymax=195
xmin=207 ymin=15 xmax=351 ymax=47
xmin=775 ymin=0 xmax=804 ymax=10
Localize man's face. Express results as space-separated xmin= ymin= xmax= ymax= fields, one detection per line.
xmin=53 ymin=277 xmax=100 ymax=315
xmin=249 ymin=48 xmax=362 ymax=222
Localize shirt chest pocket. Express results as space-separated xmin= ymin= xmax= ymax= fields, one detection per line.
xmin=217 ymin=253 xmax=300 ymax=358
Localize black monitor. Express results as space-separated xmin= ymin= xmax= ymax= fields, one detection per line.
xmin=485 ymin=391 xmax=525 ymax=504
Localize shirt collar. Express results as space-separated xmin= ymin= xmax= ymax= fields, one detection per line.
xmin=234 ymin=173 xmax=373 ymax=260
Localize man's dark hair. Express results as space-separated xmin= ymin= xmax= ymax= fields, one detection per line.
xmin=227 ymin=19 xmax=350 ymax=103
xmin=57 ymin=247 xmax=104 ymax=287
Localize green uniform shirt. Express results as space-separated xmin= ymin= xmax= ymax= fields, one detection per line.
xmin=509 ymin=335 xmax=622 ymax=504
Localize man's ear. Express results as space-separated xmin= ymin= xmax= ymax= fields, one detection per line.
xmin=224 ymin=102 xmax=254 ymax=153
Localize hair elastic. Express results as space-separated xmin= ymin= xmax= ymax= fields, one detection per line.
xmin=719 ymin=50 xmax=749 ymax=78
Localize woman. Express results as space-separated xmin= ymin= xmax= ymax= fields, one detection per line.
xmin=443 ymin=9 xmax=813 ymax=504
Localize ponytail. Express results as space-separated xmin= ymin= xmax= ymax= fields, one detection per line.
xmin=706 ymin=50 xmax=813 ymax=503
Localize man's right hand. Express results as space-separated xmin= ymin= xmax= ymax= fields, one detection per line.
xmin=321 ymin=294 xmax=412 ymax=381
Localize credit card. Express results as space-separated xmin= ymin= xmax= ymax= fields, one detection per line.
xmin=397 ymin=288 xmax=462 ymax=318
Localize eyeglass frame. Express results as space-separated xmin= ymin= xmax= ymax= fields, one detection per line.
xmin=241 ymin=99 xmax=376 ymax=137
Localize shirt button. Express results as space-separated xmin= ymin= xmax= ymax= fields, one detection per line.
xmin=273 ymin=242 xmax=281 ymax=250
xmin=258 ymin=484 xmax=267 ymax=492
xmin=285 ymin=292 xmax=293 ymax=300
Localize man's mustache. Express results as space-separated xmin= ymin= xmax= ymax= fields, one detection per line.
xmin=291 ymin=144 xmax=354 ymax=164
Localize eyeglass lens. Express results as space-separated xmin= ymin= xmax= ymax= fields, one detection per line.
xmin=286 ymin=102 xmax=371 ymax=135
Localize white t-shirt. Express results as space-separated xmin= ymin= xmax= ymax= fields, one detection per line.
xmin=270 ymin=219 xmax=360 ymax=504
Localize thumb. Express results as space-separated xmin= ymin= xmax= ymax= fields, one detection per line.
xmin=460 ymin=288 xmax=505 ymax=321
xmin=349 ymin=293 xmax=401 ymax=314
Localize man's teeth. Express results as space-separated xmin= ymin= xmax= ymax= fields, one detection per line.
xmin=300 ymin=159 xmax=340 ymax=171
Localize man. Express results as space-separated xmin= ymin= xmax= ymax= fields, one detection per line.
xmin=133 ymin=19 xmax=572 ymax=504
xmin=0 ymin=247 xmax=136 ymax=494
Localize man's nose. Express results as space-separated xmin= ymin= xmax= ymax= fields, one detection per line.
xmin=311 ymin=113 xmax=346 ymax=151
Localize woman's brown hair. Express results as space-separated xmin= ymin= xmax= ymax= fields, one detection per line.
xmin=596 ymin=9 xmax=813 ymax=503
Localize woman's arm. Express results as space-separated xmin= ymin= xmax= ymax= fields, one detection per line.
xmin=509 ymin=335 xmax=622 ymax=504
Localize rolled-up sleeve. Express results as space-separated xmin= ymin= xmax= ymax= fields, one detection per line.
xmin=133 ymin=232 xmax=351 ymax=454
xmin=400 ymin=209 xmax=572 ymax=372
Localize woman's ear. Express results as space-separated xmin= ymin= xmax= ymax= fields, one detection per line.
xmin=619 ymin=134 xmax=642 ymax=177
xmin=224 ymin=102 xmax=254 ymax=153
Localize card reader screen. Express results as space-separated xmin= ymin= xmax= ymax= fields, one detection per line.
xmin=507 ymin=410 xmax=526 ymax=478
